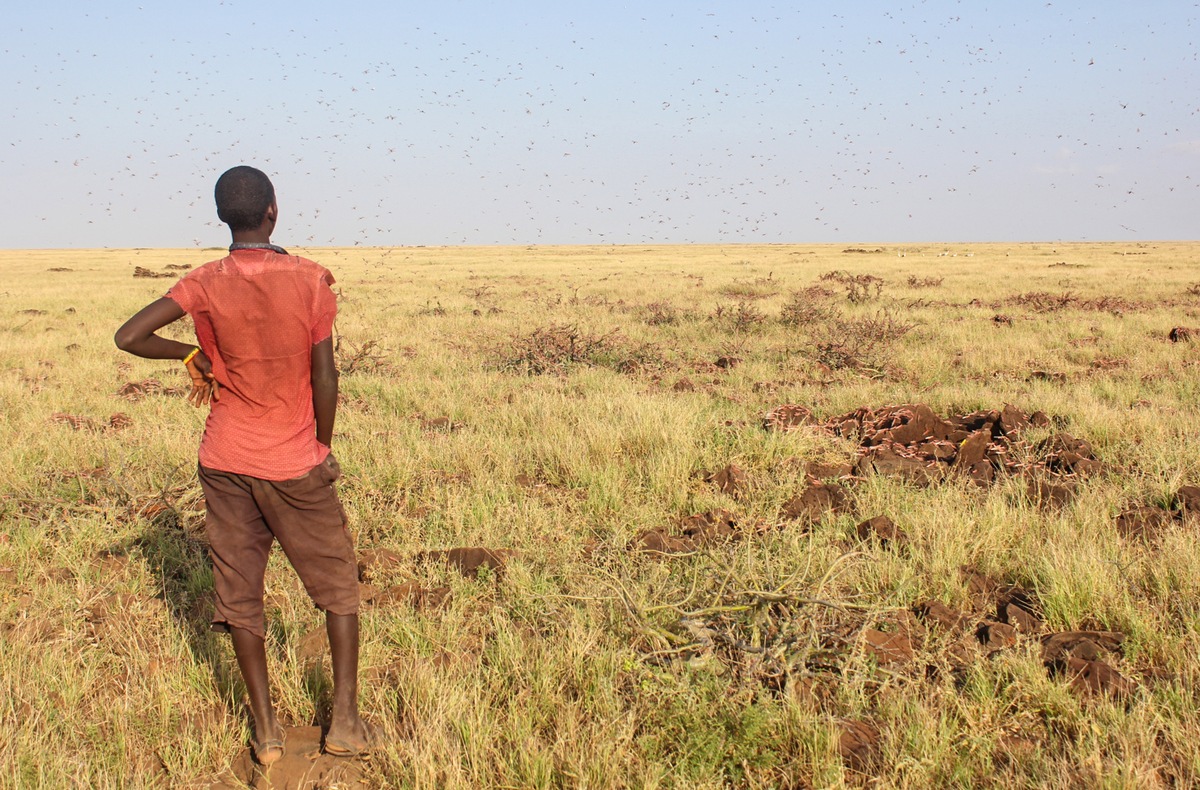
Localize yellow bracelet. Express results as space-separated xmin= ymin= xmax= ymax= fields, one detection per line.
xmin=182 ymin=347 xmax=200 ymax=365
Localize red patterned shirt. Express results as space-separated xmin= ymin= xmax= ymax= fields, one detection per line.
xmin=166 ymin=249 xmax=337 ymax=480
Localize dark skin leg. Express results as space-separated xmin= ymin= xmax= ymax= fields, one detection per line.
xmin=231 ymin=614 xmax=367 ymax=754
xmin=325 ymin=612 xmax=369 ymax=749
xmin=229 ymin=627 xmax=283 ymax=752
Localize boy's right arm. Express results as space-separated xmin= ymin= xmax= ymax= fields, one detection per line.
xmin=115 ymin=297 xmax=217 ymax=406
xmin=311 ymin=337 xmax=338 ymax=447
xmin=114 ymin=297 xmax=191 ymax=359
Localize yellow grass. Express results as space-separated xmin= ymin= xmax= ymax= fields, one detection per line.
xmin=2 ymin=242 xmax=1200 ymax=788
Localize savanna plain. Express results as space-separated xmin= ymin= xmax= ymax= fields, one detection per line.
xmin=2 ymin=242 xmax=1200 ymax=789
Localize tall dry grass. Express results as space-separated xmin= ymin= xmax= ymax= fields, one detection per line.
xmin=1 ymin=242 xmax=1199 ymax=787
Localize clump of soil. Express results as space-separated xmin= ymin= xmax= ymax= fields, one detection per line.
xmin=780 ymin=481 xmax=851 ymax=524
xmin=133 ymin=266 xmax=172 ymax=279
xmin=1114 ymin=486 xmax=1200 ymax=541
xmin=118 ymin=379 xmax=185 ymax=401
xmin=51 ymin=412 xmax=133 ymax=432
xmin=1168 ymin=326 xmax=1196 ymax=342
xmin=420 ymin=547 xmax=516 ymax=578
xmin=220 ymin=725 xmax=372 ymax=790
xmin=631 ymin=510 xmax=739 ymax=555
xmin=818 ymin=402 xmax=1098 ymax=491
xmin=761 ymin=404 xmax=815 ymax=432
xmin=856 ymin=515 xmax=905 ymax=547
xmin=701 ymin=464 xmax=746 ymax=497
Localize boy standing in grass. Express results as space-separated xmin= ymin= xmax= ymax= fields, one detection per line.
xmin=114 ymin=166 xmax=371 ymax=764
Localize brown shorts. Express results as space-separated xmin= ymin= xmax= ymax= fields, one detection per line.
xmin=198 ymin=454 xmax=359 ymax=639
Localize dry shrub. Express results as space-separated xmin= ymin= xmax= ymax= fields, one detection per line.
xmin=336 ymin=338 xmax=390 ymax=375
xmin=1003 ymin=292 xmax=1137 ymax=315
xmin=906 ymin=275 xmax=944 ymax=288
xmin=810 ymin=310 xmax=915 ymax=372
xmin=710 ymin=301 xmax=767 ymax=333
xmin=820 ymin=270 xmax=885 ymax=303
xmin=497 ymin=324 xmax=663 ymax=375
xmin=416 ymin=300 xmax=447 ymax=316
xmin=1185 ymin=282 xmax=1200 ymax=297
xmin=642 ymin=301 xmax=679 ymax=326
xmin=779 ymin=287 xmax=839 ymax=326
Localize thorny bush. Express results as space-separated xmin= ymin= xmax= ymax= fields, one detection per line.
xmin=779 ymin=287 xmax=839 ymax=327
xmin=710 ymin=301 xmax=768 ymax=333
xmin=497 ymin=324 xmax=664 ymax=376
xmin=820 ymin=270 xmax=886 ymax=303
xmin=335 ymin=338 xmax=390 ymax=375
xmin=809 ymin=310 xmax=916 ymax=373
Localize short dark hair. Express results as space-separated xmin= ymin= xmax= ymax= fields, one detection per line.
xmin=214 ymin=166 xmax=275 ymax=231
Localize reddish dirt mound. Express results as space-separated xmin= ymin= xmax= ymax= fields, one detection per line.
xmin=838 ymin=719 xmax=882 ymax=773
xmin=780 ymin=481 xmax=851 ymax=523
xmin=1168 ymin=326 xmax=1196 ymax=342
xmin=702 ymin=464 xmax=746 ymax=497
xmin=1115 ymin=488 xmax=1200 ymax=541
xmin=218 ymin=725 xmax=371 ymax=789
xmin=856 ymin=515 xmax=905 ymax=547
xmin=818 ymin=403 xmax=1100 ymax=490
xmin=862 ymin=627 xmax=915 ymax=665
xmin=133 ymin=266 xmax=172 ymax=278
xmin=51 ymin=412 xmax=133 ymax=432
xmin=631 ymin=510 xmax=739 ymax=555
xmin=118 ymin=379 xmax=185 ymax=401
xmin=421 ymin=547 xmax=515 ymax=578
xmin=762 ymin=404 xmax=815 ymax=431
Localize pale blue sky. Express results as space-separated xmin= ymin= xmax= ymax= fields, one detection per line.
xmin=2 ymin=1 xmax=1197 ymax=247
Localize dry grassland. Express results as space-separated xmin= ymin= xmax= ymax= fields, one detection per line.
xmin=2 ymin=242 xmax=1200 ymax=788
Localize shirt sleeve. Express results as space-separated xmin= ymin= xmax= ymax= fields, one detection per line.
xmin=311 ymin=271 xmax=337 ymax=345
xmin=165 ymin=272 xmax=205 ymax=314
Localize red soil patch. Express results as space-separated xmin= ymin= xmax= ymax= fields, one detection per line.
xmin=218 ymin=725 xmax=371 ymax=790
xmin=118 ymin=379 xmax=185 ymax=401
xmin=855 ymin=515 xmax=905 ymax=547
xmin=1168 ymin=326 xmax=1196 ymax=342
xmin=421 ymin=547 xmax=516 ymax=578
xmin=133 ymin=266 xmax=172 ymax=279
xmin=702 ymin=464 xmax=746 ymax=497
xmin=838 ymin=719 xmax=882 ymax=773
xmin=817 ymin=402 xmax=1099 ymax=492
xmin=631 ymin=510 xmax=739 ymax=555
xmin=780 ymin=481 xmax=851 ymax=523
xmin=51 ymin=412 xmax=133 ymax=432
